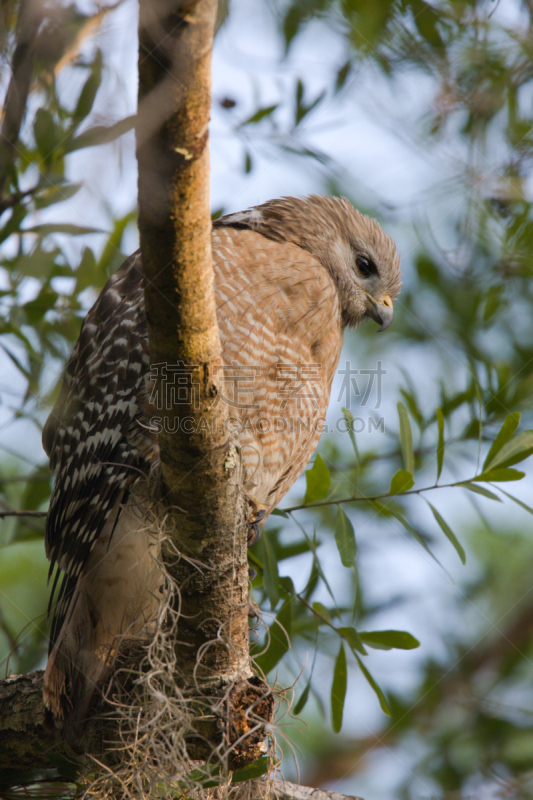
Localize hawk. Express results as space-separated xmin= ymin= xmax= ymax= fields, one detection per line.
xmin=42 ymin=195 xmax=401 ymax=737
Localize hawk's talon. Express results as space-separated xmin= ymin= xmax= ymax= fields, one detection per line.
xmin=248 ymin=521 xmax=262 ymax=547
xmin=246 ymin=497 xmax=267 ymax=547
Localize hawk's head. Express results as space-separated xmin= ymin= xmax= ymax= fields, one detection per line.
xmin=216 ymin=194 xmax=402 ymax=331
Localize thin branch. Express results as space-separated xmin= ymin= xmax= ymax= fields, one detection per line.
xmin=0 ymin=474 xmax=49 ymax=483
xmin=0 ymin=509 xmax=47 ymax=518
xmin=281 ymin=479 xmax=469 ymax=513
xmin=295 ymin=593 xmax=355 ymax=647
xmin=0 ymin=476 xmax=496 ymax=522
xmin=0 ymin=186 xmax=38 ymax=216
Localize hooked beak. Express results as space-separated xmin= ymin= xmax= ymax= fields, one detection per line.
xmin=366 ymin=295 xmax=394 ymax=332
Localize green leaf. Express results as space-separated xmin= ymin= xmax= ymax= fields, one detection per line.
xmin=0 ymin=342 xmax=30 ymax=379
xmin=473 ymin=468 xmax=525 ymax=483
xmin=254 ymin=601 xmax=291 ymax=675
xmin=283 ymin=5 xmax=313 ymax=48
xmin=486 ymin=431 xmax=533 ymax=470
xmin=359 ymin=630 xmax=420 ymax=651
xmin=33 ymin=108 xmax=60 ymax=163
xmin=295 ymin=81 xmax=325 ymax=125
xmin=67 ymin=115 xmax=136 ymax=152
xmin=400 ymin=385 xmax=424 ymax=428
xmin=341 ymin=407 xmax=359 ymax=460
xmin=185 ymin=765 xmax=222 ymax=788
xmin=304 ymin=549 xmax=336 ymax=605
xmin=355 ymin=654 xmax=391 ymax=715
xmin=270 ymin=508 xmax=289 ymax=518
xmin=331 ymin=643 xmax=347 ymax=733
xmin=397 ymin=402 xmax=414 ymax=474
xmin=334 ymin=507 xmax=357 ymax=567
xmin=304 ymin=454 xmax=331 ymax=503
xmin=20 ymin=469 xmax=51 ymax=511
xmin=498 ymin=488 xmax=533 ymax=516
xmin=0 ymin=541 xmax=49 ymax=651
xmin=34 ymin=181 xmax=82 ymax=210
xmin=335 ymin=60 xmax=351 ymax=92
xmin=296 ymin=78 xmax=304 ymax=109
xmin=436 ymin=407 xmax=445 ymax=480
xmin=458 ymin=483 xmax=502 ymax=501
xmin=483 ymin=412 xmax=520 ymax=470
xmin=240 ymin=104 xmax=278 ymax=126
xmin=232 ymin=756 xmax=270 ymax=783
xmin=72 ymin=50 xmax=103 ymax=125
xmin=411 ymin=0 xmax=444 ymax=46
xmin=0 ymin=202 xmax=27 ymax=243
xmin=427 ymin=502 xmax=466 ymax=564
xmin=338 ymin=626 xmax=367 ymax=656
xmin=312 ymin=601 xmax=330 ymax=620
xmin=279 ymin=575 xmax=295 ymax=596
xmin=261 ymin=535 xmax=279 ymax=608
xmin=293 ymin=681 xmax=311 ymax=714
xmin=389 ymin=469 xmax=414 ymax=495
xmin=373 ymin=501 xmax=435 ymax=559
xmin=96 ymin=209 xmax=137 ymax=275
xmin=22 ymin=223 xmax=103 ymax=236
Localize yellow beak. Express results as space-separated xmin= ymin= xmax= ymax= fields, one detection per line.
xmin=367 ymin=294 xmax=394 ymax=332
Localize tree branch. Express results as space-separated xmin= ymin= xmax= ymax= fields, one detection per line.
xmin=136 ymin=0 xmax=271 ymax=766
xmin=0 ymin=673 xmax=363 ymax=800
xmin=276 ymin=783 xmax=363 ymax=800
xmin=0 ymin=509 xmax=47 ymax=518
xmin=0 ymin=672 xmax=90 ymax=774
xmin=0 ymin=674 xmax=363 ymax=800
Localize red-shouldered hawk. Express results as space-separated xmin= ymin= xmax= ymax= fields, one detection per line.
xmin=42 ymin=195 xmax=401 ymax=737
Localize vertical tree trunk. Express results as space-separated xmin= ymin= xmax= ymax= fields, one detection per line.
xmin=136 ymin=0 xmax=272 ymax=766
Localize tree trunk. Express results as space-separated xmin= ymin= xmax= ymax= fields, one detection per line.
xmin=135 ymin=0 xmax=271 ymax=767
xmin=0 ymin=0 xmax=275 ymax=787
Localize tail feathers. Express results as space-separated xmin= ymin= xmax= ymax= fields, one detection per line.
xmin=43 ymin=494 xmax=164 ymax=742
xmin=43 ymin=652 xmax=68 ymax=719
xmin=43 ymin=594 xmax=113 ymax=743
xmin=43 ymin=651 xmax=104 ymax=744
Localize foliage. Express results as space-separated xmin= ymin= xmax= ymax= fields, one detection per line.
xmin=1 ymin=0 xmax=533 ymax=798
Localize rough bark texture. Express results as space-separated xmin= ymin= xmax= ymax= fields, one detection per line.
xmin=0 ymin=672 xmax=88 ymax=776
xmin=0 ymin=673 xmax=362 ymax=800
xmin=136 ymin=0 xmax=271 ymax=765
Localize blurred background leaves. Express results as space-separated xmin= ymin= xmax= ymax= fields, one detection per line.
xmin=1 ymin=0 xmax=533 ymax=798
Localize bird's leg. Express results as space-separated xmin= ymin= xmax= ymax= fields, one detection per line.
xmin=248 ymin=509 xmax=266 ymax=547
xmin=245 ymin=493 xmax=267 ymax=547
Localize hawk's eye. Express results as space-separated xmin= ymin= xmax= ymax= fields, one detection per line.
xmin=356 ymin=256 xmax=378 ymax=277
